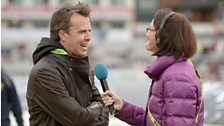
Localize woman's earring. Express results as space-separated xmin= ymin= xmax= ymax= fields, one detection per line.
xmin=156 ymin=37 xmax=160 ymax=46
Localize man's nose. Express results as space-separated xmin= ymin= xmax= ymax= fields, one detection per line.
xmin=85 ymin=32 xmax=91 ymax=41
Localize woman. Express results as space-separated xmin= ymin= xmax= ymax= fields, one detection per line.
xmin=102 ymin=9 xmax=204 ymax=126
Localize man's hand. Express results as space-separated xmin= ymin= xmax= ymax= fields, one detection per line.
xmin=88 ymin=101 xmax=109 ymax=126
xmin=88 ymin=102 xmax=102 ymax=109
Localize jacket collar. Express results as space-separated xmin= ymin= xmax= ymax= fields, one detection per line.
xmin=144 ymin=56 xmax=186 ymax=80
xmin=32 ymin=37 xmax=66 ymax=64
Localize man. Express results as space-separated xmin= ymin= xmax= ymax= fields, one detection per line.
xmin=26 ymin=2 xmax=109 ymax=126
xmin=1 ymin=70 xmax=24 ymax=126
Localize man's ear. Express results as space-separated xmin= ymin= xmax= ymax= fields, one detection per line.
xmin=58 ymin=30 xmax=67 ymax=42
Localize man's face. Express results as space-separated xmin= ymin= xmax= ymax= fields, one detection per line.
xmin=59 ymin=13 xmax=92 ymax=57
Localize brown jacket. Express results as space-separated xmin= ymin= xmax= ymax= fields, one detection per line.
xmin=26 ymin=38 xmax=109 ymax=126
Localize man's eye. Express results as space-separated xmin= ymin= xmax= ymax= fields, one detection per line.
xmin=79 ymin=30 xmax=91 ymax=34
xmin=79 ymin=31 xmax=85 ymax=33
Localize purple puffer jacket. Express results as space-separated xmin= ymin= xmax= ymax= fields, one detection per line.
xmin=115 ymin=56 xmax=204 ymax=126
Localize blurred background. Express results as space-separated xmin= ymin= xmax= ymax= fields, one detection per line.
xmin=1 ymin=0 xmax=224 ymax=125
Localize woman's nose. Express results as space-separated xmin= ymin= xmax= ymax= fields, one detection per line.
xmin=145 ymin=31 xmax=149 ymax=37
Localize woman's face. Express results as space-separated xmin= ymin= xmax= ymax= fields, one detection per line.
xmin=145 ymin=19 xmax=158 ymax=53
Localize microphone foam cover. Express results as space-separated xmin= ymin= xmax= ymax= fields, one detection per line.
xmin=94 ymin=62 xmax=108 ymax=79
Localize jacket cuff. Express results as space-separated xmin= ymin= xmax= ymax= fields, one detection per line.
xmin=114 ymin=100 xmax=127 ymax=117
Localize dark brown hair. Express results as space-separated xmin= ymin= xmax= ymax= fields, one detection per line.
xmin=153 ymin=8 xmax=197 ymax=58
xmin=50 ymin=2 xmax=90 ymax=40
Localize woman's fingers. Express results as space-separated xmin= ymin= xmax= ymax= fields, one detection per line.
xmin=101 ymin=91 xmax=123 ymax=110
xmin=104 ymin=99 xmax=114 ymax=106
xmin=102 ymin=93 xmax=114 ymax=106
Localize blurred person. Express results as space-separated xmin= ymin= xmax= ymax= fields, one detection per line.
xmin=1 ymin=69 xmax=24 ymax=126
xmin=26 ymin=2 xmax=109 ymax=126
xmin=102 ymin=9 xmax=204 ymax=126
xmin=17 ymin=42 xmax=28 ymax=60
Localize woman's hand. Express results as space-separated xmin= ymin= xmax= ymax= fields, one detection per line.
xmin=101 ymin=91 xmax=123 ymax=111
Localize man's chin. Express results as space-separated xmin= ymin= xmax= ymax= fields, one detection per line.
xmin=71 ymin=52 xmax=87 ymax=58
xmin=78 ymin=52 xmax=88 ymax=57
